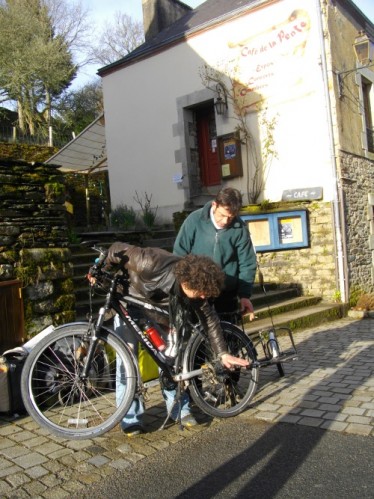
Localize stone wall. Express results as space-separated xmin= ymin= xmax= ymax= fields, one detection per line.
xmin=256 ymin=202 xmax=337 ymax=300
xmin=339 ymin=152 xmax=374 ymax=296
xmin=0 ymin=159 xmax=75 ymax=337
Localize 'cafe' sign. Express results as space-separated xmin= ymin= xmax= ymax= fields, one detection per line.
xmin=282 ymin=187 xmax=323 ymax=201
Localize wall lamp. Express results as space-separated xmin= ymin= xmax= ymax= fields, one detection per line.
xmin=353 ymin=31 xmax=374 ymax=66
xmin=337 ymin=31 xmax=374 ymax=98
xmin=214 ymin=83 xmax=228 ymax=115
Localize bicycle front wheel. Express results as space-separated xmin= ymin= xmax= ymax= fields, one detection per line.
xmin=186 ymin=322 xmax=259 ymax=418
xmin=21 ymin=324 xmax=137 ymax=440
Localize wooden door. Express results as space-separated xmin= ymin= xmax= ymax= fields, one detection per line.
xmin=196 ymin=107 xmax=221 ymax=186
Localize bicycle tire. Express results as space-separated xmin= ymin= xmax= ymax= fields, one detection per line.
xmin=270 ymin=330 xmax=285 ymax=378
xmin=21 ymin=323 xmax=137 ymax=440
xmin=186 ymin=322 xmax=259 ymax=418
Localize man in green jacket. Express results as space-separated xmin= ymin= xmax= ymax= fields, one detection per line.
xmin=173 ymin=187 xmax=257 ymax=322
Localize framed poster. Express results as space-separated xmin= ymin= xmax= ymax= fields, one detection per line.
xmin=217 ymin=133 xmax=243 ymax=179
xmin=241 ymin=210 xmax=309 ymax=251
xmin=247 ymin=218 xmax=271 ymax=247
xmin=278 ymin=216 xmax=304 ymax=244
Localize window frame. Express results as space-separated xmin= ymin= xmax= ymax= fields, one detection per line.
xmin=241 ymin=210 xmax=309 ymax=252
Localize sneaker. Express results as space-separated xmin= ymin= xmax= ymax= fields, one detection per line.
xmin=180 ymin=414 xmax=198 ymax=427
xmin=122 ymin=425 xmax=144 ymax=437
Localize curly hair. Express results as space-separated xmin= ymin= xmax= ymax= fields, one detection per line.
xmin=173 ymin=254 xmax=225 ymax=298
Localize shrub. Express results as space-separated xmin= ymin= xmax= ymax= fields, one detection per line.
xmin=353 ymin=293 xmax=374 ymax=311
xmin=110 ymin=204 xmax=137 ymax=229
xmin=134 ymin=191 xmax=158 ymax=229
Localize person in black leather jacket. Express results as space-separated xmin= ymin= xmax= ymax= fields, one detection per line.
xmin=101 ymin=242 xmax=249 ymax=435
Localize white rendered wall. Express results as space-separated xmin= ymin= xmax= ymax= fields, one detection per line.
xmin=103 ymin=0 xmax=336 ymax=221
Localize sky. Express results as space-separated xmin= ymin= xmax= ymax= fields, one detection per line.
xmin=74 ymin=0 xmax=204 ymax=87
xmin=74 ymin=0 xmax=374 ymax=88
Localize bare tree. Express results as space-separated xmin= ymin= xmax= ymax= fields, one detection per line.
xmin=89 ymin=11 xmax=144 ymax=66
xmin=46 ymin=0 xmax=92 ymax=62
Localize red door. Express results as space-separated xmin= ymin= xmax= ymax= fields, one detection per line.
xmin=196 ymin=107 xmax=221 ymax=186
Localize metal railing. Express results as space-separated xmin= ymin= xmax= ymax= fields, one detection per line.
xmin=0 ymin=125 xmax=72 ymax=148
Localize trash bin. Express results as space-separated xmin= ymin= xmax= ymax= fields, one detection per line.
xmin=0 ymin=280 xmax=25 ymax=351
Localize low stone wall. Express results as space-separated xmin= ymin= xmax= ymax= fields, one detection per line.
xmin=256 ymin=202 xmax=337 ymax=300
xmin=0 ymin=159 xmax=75 ymax=337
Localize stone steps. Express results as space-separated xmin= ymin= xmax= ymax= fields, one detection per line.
xmin=243 ymin=299 xmax=347 ymax=339
xmin=69 ymin=236 xmax=347 ymax=328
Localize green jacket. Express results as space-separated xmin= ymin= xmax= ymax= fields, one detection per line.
xmin=173 ymin=201 xmax=257 ymax=298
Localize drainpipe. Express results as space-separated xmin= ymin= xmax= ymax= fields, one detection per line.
xmin=315 ymin=0 xmax=348 ymax=303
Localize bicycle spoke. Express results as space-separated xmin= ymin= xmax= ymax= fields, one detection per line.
xmin=188 ymin=322 xmax=259 ymax=418
xmin=22 ymin=325 xmax=136 ymax=439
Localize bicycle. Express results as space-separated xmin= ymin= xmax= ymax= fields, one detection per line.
xmin=20 ymin=245 xmax=261 ymax=440
xmin=219 ymin=311 xmax=293 ymax=378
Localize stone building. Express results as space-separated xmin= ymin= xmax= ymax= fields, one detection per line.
xmin=91 ymin=0 xmax=373 ymax=305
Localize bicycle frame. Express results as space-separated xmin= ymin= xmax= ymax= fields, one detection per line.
xmin=85 ymin=269 xmax=207 ymax=393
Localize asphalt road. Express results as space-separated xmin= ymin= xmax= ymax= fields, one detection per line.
xmin=76 ymin=418 xmax=374 ymax=499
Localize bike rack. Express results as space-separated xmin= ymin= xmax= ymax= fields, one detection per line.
xmin=255 ymin=327 xmax=298 ymax=368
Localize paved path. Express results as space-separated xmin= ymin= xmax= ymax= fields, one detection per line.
xmin=0 ymin=317 xmax=373 ymax=498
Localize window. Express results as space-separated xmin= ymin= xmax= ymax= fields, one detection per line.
xmin=362 ymin=77 xmax=374 ymax=153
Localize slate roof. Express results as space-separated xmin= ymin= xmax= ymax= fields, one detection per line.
xmin=98 ymin=0 xmax=258 ymax=75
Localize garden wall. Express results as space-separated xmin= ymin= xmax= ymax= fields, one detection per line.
xmin=0 ymin=159 xmax=75 ymax=338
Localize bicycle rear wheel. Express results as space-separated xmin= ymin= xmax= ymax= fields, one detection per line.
xmin=186 ymin=322 xmax=259 ymax=418
xmin=21 ymin=324 xmax=137 ymax=440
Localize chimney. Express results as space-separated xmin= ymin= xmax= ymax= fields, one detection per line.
xmin=142 ymin=0 xmax=192 ymax=41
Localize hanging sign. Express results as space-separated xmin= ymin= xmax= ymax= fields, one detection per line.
xmin=282 ymin=187 xmax=323 ymax=201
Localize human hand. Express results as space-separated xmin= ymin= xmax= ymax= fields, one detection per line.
xmin=240 ymin=297 xmax=255 ymax=321
xmin=220 ymin=353 xmax=250 ymax=369
xmin=87 ymin=273 xmax=96 ymax=286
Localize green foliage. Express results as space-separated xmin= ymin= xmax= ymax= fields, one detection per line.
xmin=15 ymin=262 xmax=39 ymax=288
xmin=67 ymin=230 xmax=81 ymax=244
xmin=59 ymin=278 xmax=74 ymax=294
xmin=173 ymin=210 xmax=190 ymax=233
xmin=0 ymin=142 xmax=58 ymax=162
xmin=260 ymin=199 xmax=271 ymax=211
xmin=54 ymin=81 xmax=104 ymax=137
xmin=111 ymin=203 xmax=137 ymax=229
xmin=0 ymin=0 xmax=83 ymax=137
xmin=44 ymin=182 xmax=65 ymax=202
xmin=54 ymin=294 xmax=75 ymax=312
xmin=349 ymin=285 xmax=364 ymax=308
xmin=332 ymin=290 xmax=341 ymax=303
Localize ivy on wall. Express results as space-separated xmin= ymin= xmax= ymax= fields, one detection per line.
xmin=0 ymin=142 xmax=58 ymax=163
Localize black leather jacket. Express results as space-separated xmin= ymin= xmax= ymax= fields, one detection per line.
xmin=105 ymin=242 xmax=228 ymax=357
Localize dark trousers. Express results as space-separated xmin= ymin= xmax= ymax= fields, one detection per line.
xmin=213 ymin=291 xmax=241 ymax=325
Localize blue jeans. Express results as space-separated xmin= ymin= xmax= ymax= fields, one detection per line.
xmin=114 ymin=315 xmax=192 ymax=429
